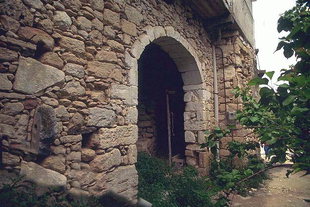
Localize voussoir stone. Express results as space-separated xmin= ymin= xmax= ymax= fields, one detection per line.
xmin=13 ymin=57 xmax=65 ymax=94
xmin=20 ymin=161 xmax=67 ymax=188
xmin=87 ymin=107 xmax=116 ymax=127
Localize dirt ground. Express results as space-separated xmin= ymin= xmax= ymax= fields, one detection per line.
xmin=231 ymin=166 xmax=310 ymax=207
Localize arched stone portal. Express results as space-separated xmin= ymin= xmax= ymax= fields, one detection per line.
xmin=116 ymin=26 xmax=210 ymax=169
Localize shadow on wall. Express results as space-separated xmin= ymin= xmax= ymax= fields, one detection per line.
xmin=0 ymin=170 xmax=151 ymax=207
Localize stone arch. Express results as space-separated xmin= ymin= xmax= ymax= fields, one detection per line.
xmin=126 ymin=26 xmax=204 ymax=87
xmin=124 ymin=25 xmax=209 ymax=169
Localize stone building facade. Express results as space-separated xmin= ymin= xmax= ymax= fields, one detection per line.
xmin=0 ymin=0 xmax=257 ymax=202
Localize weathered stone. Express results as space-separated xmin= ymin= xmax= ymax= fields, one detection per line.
xmin=0 ymin=74 xmax=12 ymax=90
xmin=13 ymin=57 xmax=65 ymax=94
xmin=55 ymin=106 xmax=70 ymax=120
xmin=95 ymin=50 xmax=117 ymax=63
xmin=103 ymin=25 xmax=115 ymax=38
xmin=107 ymin=40 xmax=124 ymax=52
xmin=0 ymin=0 xmax=34 ymax=26
xmin=185 ymin=131 xmax=196 ymax=143
xmin=40 ymin=52 xmax=64 ymax=69
xmin=77 ymin=16 xmax=92 ymax=31
xmin=89 ymin=125 xmax=138 ymax=149
xmin=2 ymin=102 xmax=24 ymax=115
xmin=105 ymin=165 xmax=138 ymax=200
xmin=14 ymin=114 xmax=29 ymax=140
xmin=2 ymin=152 xmax=20 ymax=166
xmin=52 ymin=145 xmax=66 ymax=155
xmin=5 ymin=37 xmax=37 ymax=54
xmin=59 ymin=36 xmax=85 ymax=56
xmin=72 ymin=101 xmax=87 ymax=108
xmin=87 ymin=107 xmax=116 ymax=127
xmin=90 ymin=0 xmax=104 ymax=11
xmin=61 ymin=81 xmax=86 ymax=97
xmin=42 ymin=97 xmax=59 ymax=107
xmin=81 ymin=148 xmax=96 ymax=162
xmin=60 ymin=135 xmax=82 ymax=143
xmin=125 ymin=5 xmax=143 ymax=25
xmin=38 ymin=19 xmax=54 ymax=34
xmin=22 ymin=0 xmax=44 ymax=10
xmin=0 ymin=48 xmax=18 ymax=61
xmin=0 ymin=124 xmax=15 ymax=138
xmin=125 ymin=107 xmax=138 ymax=124
xmin=90 ymin=148 xmax=121 ymax=172
xmin=92 ymin=18 xmax=103 ymax=31
xmin=62 ymin=0 xmax=82 ymax=12
xmin=110 ymin=84 xmax=138 ymax=106
xmin=42 ymin=156 xmax=66 ymax=173
xmin=20 ymin=161 xmax=67 ymax=188
xmin=0 ymin=15 xmax=20 ymax=32
xmin=103 ymin=9 xmax=120 ymax=27
xmin=53 ymin=11 xmax=72 ymax=30
xmin=31 ymin=105 xmax=56 ymax=156
xmin=67 ymin=151 xmax=81 ymax=162
xmin=121 ymin=19 xmax=137 ymax=36
xmin=63 ymin=63 xmax=85 ymax=78
xmin=0 ymin=92 xmax=25 ymax=99
xmin=68 ymin=112 xmax=84 ymax=133
xmin=18 ymin=27 xmax=54 ymax=51
xmin=0 ymin=114 xmax=15 ymax=125
xmin=87 ymin=61 xmax=123 ymax=81
xmin=127 ymin=145 xmax=137 ymax=164
xmin=89 ymin=30 xmax=103 ymax=46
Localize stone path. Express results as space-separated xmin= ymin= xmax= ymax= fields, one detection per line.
xmin=231 ymin=166 xmax=310 ymax=207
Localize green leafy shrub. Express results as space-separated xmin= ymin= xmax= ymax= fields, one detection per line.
xmin=137 ymin=152 xmax=217 ymax=207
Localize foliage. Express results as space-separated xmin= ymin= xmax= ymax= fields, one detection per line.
xmin=137 ymin=152 xmax=223 ymax=207
xmin=234 ymin=0 xmax=310 ymax=174
xmin=203 ymin=128 xmax=266 ymax=196
xmin=137 ymin=150 xmax=266 ymax=207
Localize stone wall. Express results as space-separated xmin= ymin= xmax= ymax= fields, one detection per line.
xmin=215 ymin=32 xmax=258 ymax=158
xmin=0 ymin=0 xmax=256 ymax=202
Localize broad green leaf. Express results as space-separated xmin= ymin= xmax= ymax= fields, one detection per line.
xmin=266 ymin=71 xmax=275 ymax=80
xmin=275 ymin=41 xmax=287 ymax=51
xmin=248 ymin=77 xmax=269 ymax=86
xmin=283 ymin=95 xmax=297 ymax=106
xmin=283 ymin=45 xmax=294 ymax=58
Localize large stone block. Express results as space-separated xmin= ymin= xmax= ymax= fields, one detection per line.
xmin=87 ymin=61 xmax=123 ymax=82
xmin=31 ymin=105 xmax=56 ymax=156
xmin=59 ymin=36 xmax=85 ymax=56
xmin=0 ymin=74 xmax=12 ymax=90
xmin=87 ymin=107 xmax=116 ymax=127
xmin=105 ymin=165 xmax=138 ymax=200
xmin=13 ymin=57 xmax=65 ymax=94
xmin=20 ymin=161 xmax=67 ymax=188
xmin=90 ymin=125 xmax=138 ymax=149
xmin=110 ymin=84 xmax=138 ymax=106
xmin=18 ymin=26 xmax=54 ymax=51
xmin=90 ymin=148 xmax=121 ymax=172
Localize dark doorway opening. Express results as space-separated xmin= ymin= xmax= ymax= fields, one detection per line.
xmin=137 ymin=43 xmax=185 ymax=161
